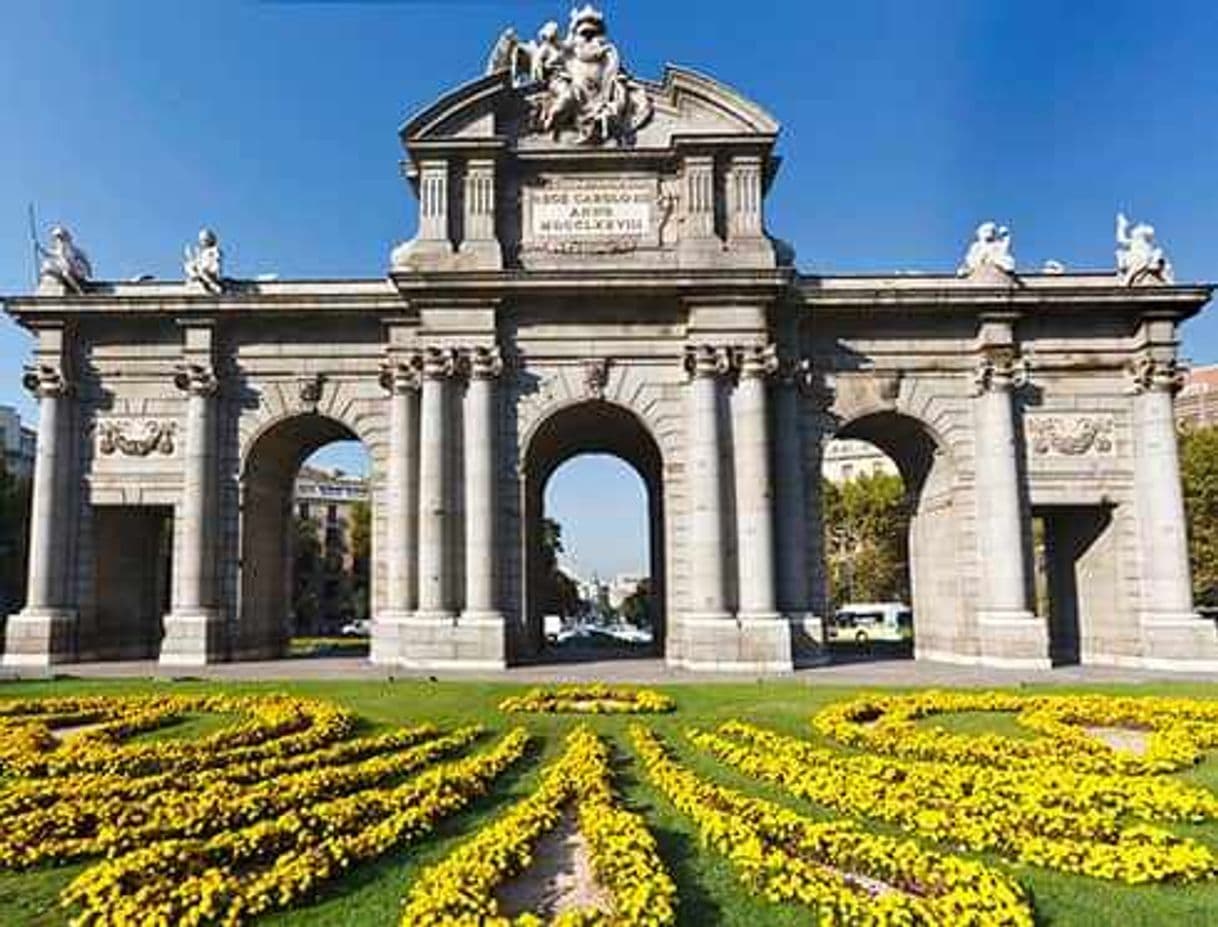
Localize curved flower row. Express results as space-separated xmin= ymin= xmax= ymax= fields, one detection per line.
xmin=0 ymin=694 xmax=357 ymax=778
xmin=631 ymin=725 xmax=1034 ymax=926
xmin=61 ymin=727 xmax=531 ymax=927
xmin=0 ymin=726 xmax=480 ymax=868
xmin=402 ymin=725 xmax=676 ymax=925
xmin=812 ymin=691 xmax=1218 ymax=775
xmin=499 ymin=684 xmax=675 ymax=714
xmin=693 ymin=721 xmax=1218 ymax=883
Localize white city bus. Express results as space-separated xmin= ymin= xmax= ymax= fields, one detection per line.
xmin=828 ymin=603 xmax=913 ymax=644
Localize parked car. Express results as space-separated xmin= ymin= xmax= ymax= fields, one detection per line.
xmin=340 ymin=619 xmax=371 ymax=638
xmin=828 ymin=603 xmax=913 ymax=644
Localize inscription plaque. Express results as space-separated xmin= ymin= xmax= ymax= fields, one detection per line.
xmin=524 ymin=177 xmax=657 ymax=254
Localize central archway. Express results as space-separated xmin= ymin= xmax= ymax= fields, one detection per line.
xmin=521 ymin=401 xmax=665 ymax=661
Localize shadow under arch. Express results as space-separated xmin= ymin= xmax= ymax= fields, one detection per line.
xmin=520 ymin=399 xmax=665 ymax=662
xmin=829 ymin=409 xmax=962 ymax=660
xmin=237 ymin=412 xmax=365 ymax=659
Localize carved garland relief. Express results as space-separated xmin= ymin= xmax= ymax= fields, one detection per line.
xmin=1025 ymin=415 xmax=1116 ymax=457
xmin=97 ymin=420 xmax=177 ymax=457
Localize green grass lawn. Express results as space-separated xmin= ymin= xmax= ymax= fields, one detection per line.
xmin=1 ymin=676 xmax=1217 ymax=926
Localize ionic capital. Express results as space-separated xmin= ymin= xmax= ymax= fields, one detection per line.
xmin=972 ymin=351 xmax=1029 ymax=395
xmin=1127 ymin=354 xmax=1185 ymax=395
xmin=684 ymin=344 xmax=734 ymax=380
xmin=468 ymin=345 xmax=504 ymax=381
xmin=22 ymin=363 xmax=72 ymax=399
xmin=737 ymin=343 xmax=779 ymax=380
xmin=173 ymin=362 xmax=218 ymax=397
xmin=421 ymin=346 xmax=462 ymax=380
xmin=379 ymin=354 xmax=422 ymax=394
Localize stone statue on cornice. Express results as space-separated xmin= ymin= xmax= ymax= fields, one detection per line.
xmin=37 ymin=225 xmax=92 ymax=295
xmin=958 ymin=221 xmax=1016 ymax=280
xmin=1116 ymin=212 xmax=1173 ymax=286
xmin=184 ymin=228 xmax=225 ymax=294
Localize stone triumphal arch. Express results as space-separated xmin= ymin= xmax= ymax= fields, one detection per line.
xmin=6 ymin=8 xmax=1217 ymax=672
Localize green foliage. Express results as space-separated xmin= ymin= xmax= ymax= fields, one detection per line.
xmin=1180 ymin=425 xmax=1218 ymax=607
xmin=0 ymin=457 xmax=31 ymax=614
xmin=822 ymin=472 xmax=910 ymax=607
xmin=620 ymin=577 xmax=653 ymax=628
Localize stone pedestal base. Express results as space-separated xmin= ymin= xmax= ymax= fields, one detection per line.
xmin=1137 ymin=612 xmax=1218 ymax=671
xmin=456 ymin=239 xmax=502 ymax=270
xmin=159 ymin=609 xmax=225 ymax=667
xmin=2 ymin=608 xmax=77 ymax=666
xmin=671 ymin=614 xmax=793 ymax=673
xmin=787 ymin=612 xmax=828 ymax=666
xmin=976 ymin=610 xmax=1052 ymax=669
xmin=371 ymin=611 xmax=506 ymax=670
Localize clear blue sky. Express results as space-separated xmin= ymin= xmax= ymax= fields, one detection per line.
xmin=2 ymin=1 xmax=1217 ymax=575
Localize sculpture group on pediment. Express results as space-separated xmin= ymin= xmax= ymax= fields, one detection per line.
xmin=486 ymin=5 xmax=653 ymax=146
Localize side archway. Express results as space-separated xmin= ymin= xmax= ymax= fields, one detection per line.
xmin=520 ymin=400 xmax=665 ymax=659
xmin=829 ymin=410 xmax=964 ymax=659
xmin=236 ymin=413 xmax=368 ymax=658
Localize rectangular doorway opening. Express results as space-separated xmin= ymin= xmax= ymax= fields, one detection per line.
xmin=92 ymin=506 xmax=173 ymax=659
xmin=1031 ymin=505 xmax=1115 ymax=667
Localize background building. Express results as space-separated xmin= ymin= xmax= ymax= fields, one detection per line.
xmin=822 ymin=439 xmax=900 ymax=484
xmin=1177 ymin=365 xmax=1218 ymax=428
xmin=292 ymin=466 xmax=369 ymax=634
xmin=0 ymin=405 xmax=35 ymax=480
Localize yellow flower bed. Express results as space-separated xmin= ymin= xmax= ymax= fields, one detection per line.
xmin=62 ymin=728 xmax=530 ymax=926
xmin=812 ymin=690 xmax=1218 ymax=775
xmin=693 ymin=721 xmax=1218 ymax=883
xmin=402 ymin=725 xmax=676 ymax=925
xmin=632 ymin=725 xmax=1034 ymax=926
xmin=499 ymin=684 xmax=674 ymax=714
xmin=0 ymin=694 xmax=531 ymax=925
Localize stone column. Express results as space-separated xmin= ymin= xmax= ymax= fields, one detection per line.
xmin=1128 ymin=355 xmax=1218 ymax=666
xmin=686 ymin=344 xmax=732 ymax=620
xmin=381 ymin=356 xmax=421 ymax=615
xmin=160 ymin=361 xmax=222 ymax=666
xmin=416 ymin=346 xmax=457 ymax=619
xmin=463 ymin=346 xmax=503 ymax=619
xmin=972 ymin=350 xmax=1048 ymax=667
xmin=733 ymin=344 xmax=780 ymax=620
xmin=3 ymin=363 xmax=77 ymax=667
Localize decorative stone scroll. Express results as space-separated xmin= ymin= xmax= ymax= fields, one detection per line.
xmin=1127 ymin=355 xmax=1185 ymax=394
xmin=22 ymin=363 xmax=71 ymax=399
xmin=379 ymin=355 xmax=422 ymax=394
xmin=583 ymin=357 xmax=611 ymax=398
xmin=172 ymin=362 xmax=218 ymax=397
xmin=1025 ymin=415 xmax=1115 ymax=457
xmin=298 ymin=374 xmax=325 ymax=409
xmin=97 ymin=420 xmax=177 ymax=457
xmin=737 ymin=343 xmax=779 ymax=380
xmin=972 ymin=352 xmax=1029 ymax=395
xmin=683 ymin=344 xmax=735 ymax=380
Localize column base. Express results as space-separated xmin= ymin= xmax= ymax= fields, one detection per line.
xmin=1137 ymin=611 xmax=1218 ymax=670
xmin=159 ymin=609 xmax=225 ymax=667
xmin=2 ymin=608 xmax=77 ymax=667
xmin=787 ymin=612 xmax=829 ymax=666
xmin=371 ymin=610 xmax=506 ymax=671
xmin=976 ymin=609 xmax=1052 ymax=669
xmin=670 ymin=613 xmax=793 ymax=673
